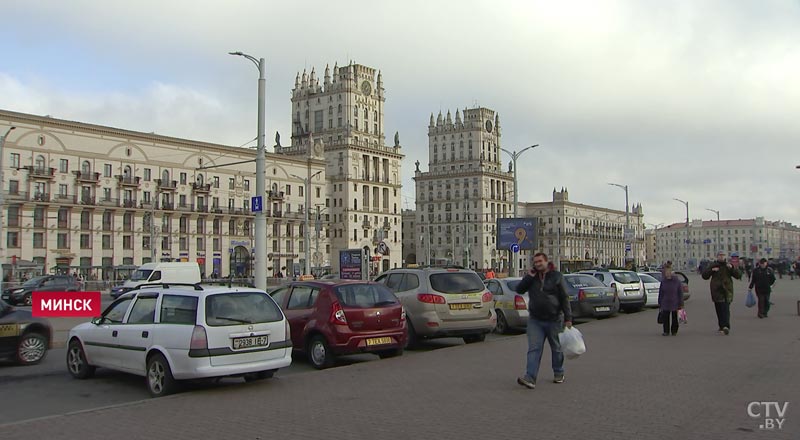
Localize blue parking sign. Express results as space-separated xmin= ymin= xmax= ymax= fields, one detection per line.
xmin=251 ymin=196 xmax=263 ymax=213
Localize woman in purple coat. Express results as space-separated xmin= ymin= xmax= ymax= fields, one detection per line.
xmin=658 ymin=262 xmax=685 ymax=336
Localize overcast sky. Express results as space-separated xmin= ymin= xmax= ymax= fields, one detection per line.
xmin=2 ymin=0 xmax=799 ymax=227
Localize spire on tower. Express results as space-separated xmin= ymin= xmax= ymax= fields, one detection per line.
xmin=301 ymin=69 xmax=308 ymax=89
xmin=333 ymin=62 xmax=339 ymax=83
xmin=455 ymin=108 xmax=462 ymax=125
xmin=436 ymin=111 xmax=443 ymax=126
xmin=294 ymin=72 xmax=300 ymax=89
xmin=324 ymin=64 xmax=331 ymax=86
xmin=429 ymin=113 xmax=435 ymax=127
xmin=446 ymin=110 xmax=452 ymax=126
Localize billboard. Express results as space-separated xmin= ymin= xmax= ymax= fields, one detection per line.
xmin=339 ymin=249 xmax=364 ymax=280
xmin=496 ymin=218 xmax=537 ymax=251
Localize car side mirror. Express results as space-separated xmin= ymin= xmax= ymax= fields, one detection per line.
xmin=91 ymin=317 xmax=103 ymax=325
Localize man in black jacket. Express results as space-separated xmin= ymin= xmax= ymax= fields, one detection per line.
xmin=749 ymin=258 xmax=776 ymax=318
xmin=515 ymin=252 xmax=573 ymax=389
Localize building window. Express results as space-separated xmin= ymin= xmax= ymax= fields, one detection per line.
xmin=123 ymin=236 xmax=133 ymax=250
xmin=197 ymin=237 xmax=204 ymax=251
xmin=143 ymin=236 xmax=151 ymax=250
xmin=7 ymin=232 xmax=19 ymax=248
xmin=104 ymin=164 xmax=112 ymax=178
xmin=244 ymin=179 xmax=250 ymax=191
xmin=144 ymin=168 xmax=151 ymax=181
xmin=229 ymin=178 xmax=235 ymax=190
xmin=162 ymin=237 xmax=171 ymax=250
xmin=102 ymin=188 xmax=111 ymax=201
xmin=57 ymin=233 xmax=69 ymax=249
xmin=102 ymin=235 xmax=112 ymax=249
xmin=123 ymin=212 xmax=133 ymax=232
xmin=80 ymin=234 xmax=91 ymax=249
xmin=58 ymin=208 xmax=69 ymax=228
xmin=213 ymin=238 xmax=221 ymax=252
xmin=213 ymin=176 xmax=220 ymax=188
xmin=59 ymin=184 xmax=68 ymax=197
xmin=179 ymin=195 xmax=187 ymax=207
xmin=180 ymin=173 xmax=187 ymax=185
xmin=81 ymin=211 xmax=91 ymax=230
xmin=60 ymin=159 xmax=70 ymax=173
xmin=286 ymin=185 xmax=292 ymax=196
xmin=299 ymin=186 xmax=304 ymax=197
xmin=8 ymin=180 xmax=19 ymax=194
xmin=33 ymin=232 xmax=45 ymax=249
xmin=179 ymin=237 xmax=188 ymax=251
xmin=10 ymin=153 xmax=20 ymax=169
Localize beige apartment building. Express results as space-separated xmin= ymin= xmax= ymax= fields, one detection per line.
xmin=0 ymin=109 xmax=328 ymax=281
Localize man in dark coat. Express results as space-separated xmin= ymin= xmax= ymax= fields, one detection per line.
xmin=701 ymin=251 xmax=742 ymax=335
xmin=515 ymin=252 xmax=573 ymax=389
xmin=749 ymin=258 xmax=776 ymax=318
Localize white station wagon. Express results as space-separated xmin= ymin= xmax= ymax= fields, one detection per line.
xmin=66 ymin=283 xmax=292 ymax=397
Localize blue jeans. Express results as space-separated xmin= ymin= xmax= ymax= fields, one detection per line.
xmin=525 ymin=317 xmax=564 ymax=380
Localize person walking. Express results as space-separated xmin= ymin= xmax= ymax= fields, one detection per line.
xmin=515 ymin=252 xmax=573 ymax=389
xmin=658 ymin=262 xmax=684 ymax=336
xmin=749 ymin=258 xmax=776 ymax=318
xmin=701 ymin=251 xmax=742 ymax=335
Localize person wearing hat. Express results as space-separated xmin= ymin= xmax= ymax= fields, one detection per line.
xmin=749 ymin=258 xmax=776 ymax=318
xmin=701 ymin=250 xmax=742 ymax=335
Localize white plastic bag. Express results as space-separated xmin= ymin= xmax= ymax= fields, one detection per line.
xmin=559 ymin=327 xmax=586 ymax=359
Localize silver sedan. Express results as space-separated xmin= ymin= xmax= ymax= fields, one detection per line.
xmin=484 ymin=277 xmax=528 ymax=334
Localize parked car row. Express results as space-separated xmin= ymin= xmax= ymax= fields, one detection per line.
xmin=1 ymin=275 xmax=82 ymax=306
xmin=0 ymin=298 xmax=52 ymax=365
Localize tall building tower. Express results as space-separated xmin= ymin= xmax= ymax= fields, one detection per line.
xmin=284 ymin=62 xmax=404 ymax=274
xmin=414 ymin=107 xmax=514 ymax=271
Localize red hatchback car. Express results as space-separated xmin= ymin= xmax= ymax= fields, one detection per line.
xmin=269 ymin=281 xmax=407 ymax=369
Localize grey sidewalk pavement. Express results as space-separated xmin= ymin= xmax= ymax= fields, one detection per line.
xmin=2 ymin=275 xmax=798 ymax=439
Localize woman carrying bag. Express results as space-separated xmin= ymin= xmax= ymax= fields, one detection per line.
xmin=658 ymin=262 xmax=685 ymax=336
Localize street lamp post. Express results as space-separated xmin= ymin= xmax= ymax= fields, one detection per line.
xmin=501 ymin=144 xmax=538 ymax=276
xmin=706 ymin=208 xmax=720 ymax=260
xmin=314 ymin=205 xmax=328 ymax=276
xmin=674 ymin=198 xmax=690 ymax=270
xmin=608 ymin=183 xmax=631 ymax=265
xmin=0 ymin=126 xmax=16 ymax=293
xmin=230 ymin=51 xmax=267 ymax=291
xmin=292 ymin=171 xmax=322 ymax=277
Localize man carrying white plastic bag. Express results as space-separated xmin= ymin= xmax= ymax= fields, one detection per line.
xmin=514 ymin=252 xmax=573 ymax=389
xmin=560 ymin=327 xmax=586 ymax=359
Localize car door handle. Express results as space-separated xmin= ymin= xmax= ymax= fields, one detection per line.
xmin=141 ymin=331 xmax=149 ymax=338
xmin=112 ymin=330 xmax=118 ymax=337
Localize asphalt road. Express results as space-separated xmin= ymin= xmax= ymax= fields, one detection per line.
xmin=0 ymin=331 xmax=518 ymax=424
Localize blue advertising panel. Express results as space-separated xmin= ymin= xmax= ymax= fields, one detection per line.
xmin=496 ymin=218 xmax=537 ymax=251
xmin=339 ymin=249 xmax=363 ymax=280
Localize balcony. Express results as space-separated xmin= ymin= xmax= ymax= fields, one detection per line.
xmin=156 ymin=179 xmax=178 ymax=191
xmin=383 ymin=221 xmax=392 ymax=230
xmin=267 ymin=210 xmax=283 ymax=218
xmin=211 ymin=207 xmax=223 ymax=214
xmin=362 ymin=220 xmax=372 ymax=229
xmin=4 ymin=191 xmax=28 ymax=201
xmin=160 ymin=202 xmax=175 ymax=211
xmin=74 ymin=171 xmax=101 ymax=184
xmin=140 ymin=200 xmax=156 ymax=209
xmin=74 ymin=194 xmax=96 ymax=205
xmin=121 ymin=199 xmax=138 ymax=209
xmin=177 ymin=203 xmax=193 ymax=212
xmin=195 ymin=204 xmax=209 ymax=213
xmin=191 ymin=183 xmax=212 ymax=193
xmin=98 ymin=197 xmax=119 ymax=207
xmin=268 ymin=190 xmax=285 ymax=200
xmin=26 ymin=167 xmax=56 ymax=180
xmin=31 ymin=192 xmax=51 ymax=202
xmin=227 ymin=207 xmax=253 ymax=216
xmin=117 ymin=175 xmax=141 ymax=187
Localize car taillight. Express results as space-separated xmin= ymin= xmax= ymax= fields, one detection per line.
xmin=400 ymin=307 xmax=406 ymax=322
xmin=417 ymin=293 xmax=446 ymax=304
xmin=190 ymin=325 xmax=208 ymax=350
xmin=682 ymin=285 xmax=689 ymax=293
xmin=578 ymin=289 xmax=586 ymax=301
xmin=330 ymin=301 xmax=348 ymax=325
xmin=482 ymin=292 xmax=493 ymax=302
xmin=514 ymin=295 xmax=527 ymax=310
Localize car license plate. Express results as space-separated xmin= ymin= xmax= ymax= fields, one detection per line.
xmin=595 ymin=306 xmax=611 ymax=312
xmin=449 ymin=303 xmax=476 ymax=310
xmin=366 ymin=337 xmax=393 ymax=346
xmin=232 ymin=336 xmax=269 ymax=350
xmin=1 ymin=295 xmax=8 ymax=300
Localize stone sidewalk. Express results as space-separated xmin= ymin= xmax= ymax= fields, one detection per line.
xmin=2 ymin=275 xmax=798 ymax=439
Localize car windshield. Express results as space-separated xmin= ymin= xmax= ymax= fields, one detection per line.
xmin=205 ymin=292 xmax=284 ymax=326
xmin=23 ymin=276 xmax=48 ymax=287
xmin=564 ymin=275 xmax=606 ymax=288
xmin=130 ymin=269 xmax=153 ymax=281
xmin=429 ymin=272 xmax=485 ymax=294
xmin=612 ymin=272 xmax=641 ymax=284
xmin=647 ymin=272 xmax=664 ymax=282
xmin=335 ymin=284 xmax=398 ymax=308
xmin=638 ymin=274 xmax=659 ymax=283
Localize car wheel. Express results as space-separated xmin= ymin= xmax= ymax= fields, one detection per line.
xmin=67 ymin=339 xmax=95 ymax=379
xmin=405 ymin=321 xmax=420 ymax=350
xmin=463 ymin=333 xmax=486 ymax=344
xmin=307 ymin=335 xmax=335 ymax=370
xmin=17 ymin=332 xmax=48 ymax=365
xmin=147 ymin=353 xmax=177 ymax=397
xmin=244 ymin=369 xmax=276 ymax=382
xmin=24 ymin=294 xmax=32 ymax=307
xmin=377 ymin=348 xmax=403 ymax=359
xmin=495 ymin=311 xmax=509 ymax=335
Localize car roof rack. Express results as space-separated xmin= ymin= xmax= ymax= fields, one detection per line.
xmin=128 ymin=283 xmax=204 ymax=291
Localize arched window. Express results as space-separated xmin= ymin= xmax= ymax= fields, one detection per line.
xmin=272 ymin=183 xmax=278 ymax=193
xmin=162 ymin=170 xmax=170 ymax=182
xmin=338 ymin=104 xmax=342 ymax=113
xmin=197 ymin=173 xmax=204 ymax=185
xmin=364 ymin=108 xmax=368 ymax=119
xmin=354 ymin=199 xmax=358 ymax=210
xmin=374 ymin=110 xmax=378 ymax=120
xmin=35 ymin=155 xmax=45 ymax=170
xmin=123 ymin=165 xmax=132 ymax=177
xmin=81 ymin=161 xmax=91 ymax=175
xmin=354 ymin=106 xmax=359 ymax=116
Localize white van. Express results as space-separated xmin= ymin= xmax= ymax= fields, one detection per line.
xmin=111 ymin=262 xmax=201 ymax=298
